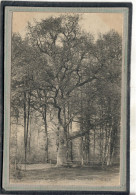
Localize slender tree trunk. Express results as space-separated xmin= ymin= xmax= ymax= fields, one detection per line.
xmin=15 ymin=116 xmax=18 ymax=177
xmin=106 ymin=98 xmax=113 ymax=166
xmin=101 ymin=125 xmax=105 ymax=166
xmin=68 ymin=103 xmax=73 ymax=162
xmin=92 ymin=117 xmax=96 ymax=166
xmin=44 ymin=115 xmax=48 ymax=163
xmin=99 ymin=125 xmax=103 ymax=166
xmin=67 ymin=104 xmax=70 ymax=161
xmin=85 ymin=113 xmax=91 ymax=165
xmin=81 ymin=136 xmax=84 ymax=166
xmin=86 ymin=130 xmax=90 ymax=165
xmin=80 ymin=86 xmax=84 ymax=166
xmin=107 ymin=126 xmax=112 ymax=166
xmin=80 ymin=117 xmax=84 ymax=165
xmin=104 ymin=122 xmax=108 ymax=165
xmin=24 ymin=91 xmax=31 ymax=169
xmin=93 ymin=128 xmax=95 ymax=163
xmin=43 ymin=90 xmax=49 ymax=163
xmin=63 ymin=105 xmax=69 ymax=161
xmin=28 ymin=115 xmax=31 ymax=154
xmin=70 ymin=140 xmax=73 ymax=161
xmin=26 ymin=92 xmax=30 ymax=147
xmin=88 ymin=132 xmax=91 ymax=164
xmin=23 ymin=92 xmax=27 ymax=170
xmin=106 ymin=122 xmax=117 ymax=166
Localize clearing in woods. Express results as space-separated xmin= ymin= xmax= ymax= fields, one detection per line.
xmin=10 ymin=164 xmax=120 ymax=186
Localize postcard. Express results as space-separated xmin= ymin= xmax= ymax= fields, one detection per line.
xmin=2 ymin=3 xmax=132 ymax=193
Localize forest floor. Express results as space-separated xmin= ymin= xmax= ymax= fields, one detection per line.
xmin=10 ymin=163 xmax=120 ymax=186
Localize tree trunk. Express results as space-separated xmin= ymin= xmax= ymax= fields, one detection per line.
xmin=45 ymin=121 xmax=48 ymax=163
xmin=24 ymin=91 xmax=31 ymax=169
xmin=57 ymin=125 xmax=67 ymax=166
xmin=28 ymin=115 xmax=31 ymax=154
xmin=70 ymin=140 xmax=73 ymax=161
xmin=26 ymin=92 xmax=30 ymax=149
xmin=85 ymin=130 xmax=90 ymax=165
xmin=81 ymin=136 xmax=84 ymax=166
xmin=64 ymin=105 xmax=70 ymax=161
xmin=106 ymin=127 xmax=112 ymax=166
xmin=23 ymin=92 xmax=27 ymax=170
xmin=99 ymin=125 xmax=103 ymax=166
xmin=106 ymin=122 xmax=117 ymax=166
xmin=93 ymin=128 xmax=95 ymax=164
xmin=15 ymin=116 xmax=18 ymax=176
xmin=68 ymin=102 xmax=73 ymax=162
xmin=43 ymin=108 xmax=48 ymax=163
xmin=93 ymin=116 xmax=97 ymax=163
xmin=56 ymin=106 xmax=67 ymax=166
xmin=43 ymin=90 xmax=49 ymax=163
xmin=80 ymin=87 xmax=84 ymax=166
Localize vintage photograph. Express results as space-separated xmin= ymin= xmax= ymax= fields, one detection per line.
xmin=3 ymin=5 xmax=130 ymax=192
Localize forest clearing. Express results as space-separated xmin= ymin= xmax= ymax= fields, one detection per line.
xmin=10 ymin=163 xmax=119 ymax=186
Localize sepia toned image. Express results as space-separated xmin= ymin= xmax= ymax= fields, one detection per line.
xmin=3 ymin=5 xmax=130 ymax=192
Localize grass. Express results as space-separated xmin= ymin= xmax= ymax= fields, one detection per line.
xmin=10 ymin=163 xmax=120 ymax=186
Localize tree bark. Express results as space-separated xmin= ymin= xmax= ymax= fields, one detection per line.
xmin=28 ymin=115 xmax=31 ymax=154
xmin=70 ymin=140 xmax=73 ymax=161
xmin=24 ymin=91 xmax=31 ymax=169
xmin=43 ymin=90 xmax=49 ymax=163
xmin=57 ymin=125 xmax=67 ymax=166
xmin=81 ymin=136 xmax=84 ymax=166
xmin=44 ymin=119 xmax=48 ymax=163
xmin=15 ymin=116 xmax=18 ymax=177
xmin=56 ymin=107 xmax=67 ymax=166
xmin=85 ymin=130 xmax=90 ymax=165
xmin=68 ymin=102 xmax=73 ymax=162
xmin=43 ymin=106 xmax=48 ymax=163
xmin=23 ymin=92 xmax=27 ymax=170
